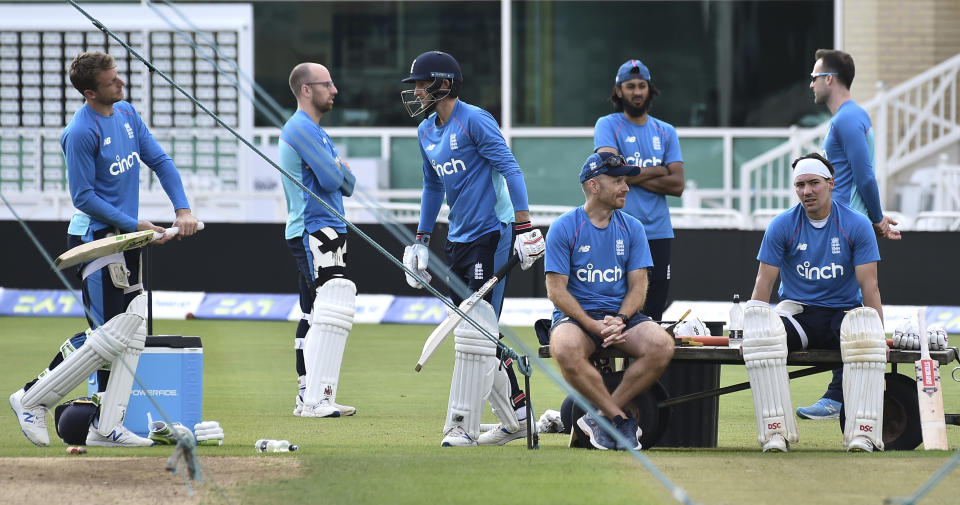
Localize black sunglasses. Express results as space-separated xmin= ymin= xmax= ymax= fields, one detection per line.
xmin=584 ymin=154 xmax=628 ymax=180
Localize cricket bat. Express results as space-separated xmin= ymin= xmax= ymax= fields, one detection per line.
xmin=54 ymin=222 xmax=205 ymax=270
xmin=415 ymin=255 xmax=520 ymax=372
xmin=915 ymin=308 xmax=949 ymax=450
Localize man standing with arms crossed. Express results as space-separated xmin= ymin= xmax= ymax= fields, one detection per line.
xmin=594 ymin=59 xmax=685 ymax=322
xmin=546 ymin=152 xmax=674 ymax=451
xmin=400 ymin=50 xmax=545 ymax=447
xmin=280 ymin=62 xmax=358 ymax=419
xmin=797 ymin=49 xmax=901 ymax=420
xmin=10 ymin=51 xmax=199 ymax=447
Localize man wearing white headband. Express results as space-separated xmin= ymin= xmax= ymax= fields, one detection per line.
xmin=741 ymin=153 xmax=888 ymax=452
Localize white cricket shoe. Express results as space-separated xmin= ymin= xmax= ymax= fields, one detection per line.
xmin=9 ymin=389 xmax=49 ymax=447
xmin=333 ymin=402 xmax=356 ymax=416
xmin=846 ymin=436 xmax=876 ymax=453
xmin=441 ymin=426 xmax=477 ymax=447
xmin=304 ymin=398 xmax=341 ymax=418
xmin=762 ymin=434 xmax=789 ymax=453
xmin=478 ymin=422 xmax=528 ymax=446
xmin=87 ymin=423 xmax=154 ymax=447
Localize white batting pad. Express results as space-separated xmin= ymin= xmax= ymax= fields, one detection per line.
xmin=742 ymin=306 xmax=798 ymax=448
xmin=95 ymin=294 xmax=148 ymax=436
xmin=21 ymin=312 xmax=143 ymax=409
xmin=445 ymin=300 xmax=499 ymax=440
xmin=840 ymin=307 xmax=887 ymax=451
xmin=303 ymin=278 xmax=356 ymax=405
xmin=486 ymin=365 xmax=520 ymax=433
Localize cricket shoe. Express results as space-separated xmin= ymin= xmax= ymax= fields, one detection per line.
xmin=576 ymin=413 xmax=618 ymax=450
xmin=441 ymin=426 xmax=478 ymax=447
xmin=333 ymin=402 xmax=356 ymax=416
xmin=87 ymin=423 xmax=154 ymax=447
xmin=796 ymin=398 xmax=841 ymax=420
xmin=846 ymin=436 xmax=877 ymax=453
xmin=303 ymin=398 xmax=341 ymax=418
xmin=9 ymin=389 xmax=49 ymax=447
xmin=762 ymin=434 xmax=789 ymax=453
xmin=294 ymin=395 xmax=305 ymax=417
xmin=614 ymin=415 xmax=642 ymax=451
xmin=478 ymin=422 xmax=529 ymax=446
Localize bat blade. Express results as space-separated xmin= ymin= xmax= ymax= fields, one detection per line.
xmin=414 ymin=255 xmax=520 ymax=372
xmin=54 ymin=222 xmax=205 ymax=270
xmin=916 ymin=308 xmax=949 ymax=450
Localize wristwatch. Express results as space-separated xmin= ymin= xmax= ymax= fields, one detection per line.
xmin=615 ymin=313 xmax=630 ymax=326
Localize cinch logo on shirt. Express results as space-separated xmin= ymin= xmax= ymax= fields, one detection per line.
xmin=796 ymin=261 xmax=845 ymax=280
xmin=576 ymin=263 xmax=623 ymax=283
xmin=628 ymin=153 xmax=663 ymax=167
xmin=109 ymin=152 xmax=142 ymax=175
xmin=431 ymin=157 xmax=468 ymax=176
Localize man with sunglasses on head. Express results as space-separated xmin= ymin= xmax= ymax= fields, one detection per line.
xmin=544 ymin=152 xmax=674 ymax=451
xmin=593 ymin=59 xmax=685 ymax=323
xmin=279 ymin=62 xmax=358 ymax=420
xmin=798 ymin=50 xmax=901 ymax=421
xmin=400 ymin=50 xmax=545 ymax=447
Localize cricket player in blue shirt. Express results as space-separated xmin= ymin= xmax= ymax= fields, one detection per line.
xmin=545 ymin=151 xmax=674 ymax=451
xmin=799 ymin=49 xmax=901 ymax=420
xmin=280 ymin=62 xmax=358 ymax=420
xmin=742 ymin=153 xmax=887 ymax=452
xmin=400 ymin=51 xmax=545 ymax=447
xmin=10 ymin=51 xmax=198 ymax=447
xmin=594 ymin=59 xmax=685 ymax=322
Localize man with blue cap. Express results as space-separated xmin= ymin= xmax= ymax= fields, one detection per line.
xmin=543 ymin=151 xmax=675 ymax=451
xmin=594 ymin=59 xmax=685 ymax=323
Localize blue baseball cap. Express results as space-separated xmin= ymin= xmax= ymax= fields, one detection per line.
xmin=579 ymin=152 xmax=641 ymax=183
xmin=615 ymin=59 xmax=651 ymax=84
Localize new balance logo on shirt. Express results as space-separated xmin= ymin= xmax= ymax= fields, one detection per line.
xmin=578 ymin=245 xmax=591 ymax=253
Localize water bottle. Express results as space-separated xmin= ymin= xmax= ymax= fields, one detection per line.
xmin=728 ymin=294 xmax=744 ymax=345
xmin=255 ymin=439 xmax=299 ymax=452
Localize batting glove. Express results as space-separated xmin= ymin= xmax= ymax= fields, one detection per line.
xmin=512 ymin=222 xmax=544 ymax=271
xmin=927 ymin=325 xmax=949 ymax=351
xmin=194 ymin=420 xmax=224 ymax=446
xmin=402 ymin=232 xmax=431 ymax=288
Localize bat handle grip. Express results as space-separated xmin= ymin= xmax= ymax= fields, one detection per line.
xmin=160 ymin=221 xmax=206 ymax=238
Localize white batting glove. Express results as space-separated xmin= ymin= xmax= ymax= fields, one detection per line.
xmin=744 ymin=299 xmax=770 ymax=310
xmin=927 ymin=325 xmax=949 ymax=351
xmin=402 ymin=233 xmax=431 ymax=288
xmin=194 ymin=420 xmax=224 ymax=446
xmin=537 ymin=409 xmax=564 ymax=433
xmin=893 ymin=316 xmax=920 ymax=350
xmin=513 ymin=223 xmax=544 ymax=270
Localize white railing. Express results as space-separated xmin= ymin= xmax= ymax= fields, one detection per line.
xmin=739 ymin=52 xmax=960 ymax=223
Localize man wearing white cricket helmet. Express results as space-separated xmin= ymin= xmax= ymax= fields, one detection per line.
xmin=744 ymin=152 xmax=886 ymax=452
xmin=400 ymin=50 xmax=545 ymax=447
xmin=280 ymin=62 xmax=358 ymax=419
xmin=9 ymin=51 xmax=199 ymax=447
xmin=545 ymin=151 xmax=674 ymax=451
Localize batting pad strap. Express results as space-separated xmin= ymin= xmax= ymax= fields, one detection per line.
xmin=81 ymin=252 xmax=124 ymax=281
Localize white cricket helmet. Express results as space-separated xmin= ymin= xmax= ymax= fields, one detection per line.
xmin=674 ymin=317 xmax=708 ymax=337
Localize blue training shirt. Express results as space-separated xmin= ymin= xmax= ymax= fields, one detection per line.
xmin=545 ymin=207 xmax=652 ymax=319
xmin=594 ymin=112 xmax=682 ymax=240
xmin=279 ymin=110 xmax=354 ymax=235
xmin=823 ymin=100 xmax=882 ymax=223
xmin=757 ymin=200 xmax=880 ymax=307
xmin=415 ymin=100 xmax=530 ymax=242
xmin=61 ymin=101 xmax=189 ymax=235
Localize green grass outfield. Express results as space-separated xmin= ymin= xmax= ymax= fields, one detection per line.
xmin=2 ymin=316 xmax=959 ymax=504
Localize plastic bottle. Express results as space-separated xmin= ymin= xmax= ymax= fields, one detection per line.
xmin=728 ymin=294 xmax=744 ymax=345
xmin=254 ymin=439 xmax=299 ymax=452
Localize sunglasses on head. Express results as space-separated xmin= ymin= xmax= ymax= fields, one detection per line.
xmin=584 ymin=154 xmax=628 ymax=181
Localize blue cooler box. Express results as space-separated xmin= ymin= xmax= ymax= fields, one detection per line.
xmin=88 ymin=335 xmax=203 ymax=436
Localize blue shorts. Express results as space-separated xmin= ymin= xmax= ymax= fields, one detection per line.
xmin=780 ymin=304 xmax=858 ymax=351
xmin=69 ymin=228 xmax=141 ymax=328
xmin=550 ymin=309 xmax=653 ymax=351
xmin=443 ymin=223 xmax=512 ymax=315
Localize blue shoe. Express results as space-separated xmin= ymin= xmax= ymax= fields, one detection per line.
xmin=796 ymin=398 xmax=841 ymax=420
xmin=576 ymin=413 xmax=617 ymax=450
xmin=615 ymin=415 xmax=642 ymax=451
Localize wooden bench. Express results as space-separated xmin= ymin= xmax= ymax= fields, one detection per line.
xmin=538 ymin=342 xmax=960 ymax=450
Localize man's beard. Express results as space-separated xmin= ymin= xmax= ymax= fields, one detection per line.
xmin=623 ymin=97 xmax=649 ymax=117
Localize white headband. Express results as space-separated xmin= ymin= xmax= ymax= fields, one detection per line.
xmin=793 ymin=157 xmax=832 ymax=181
